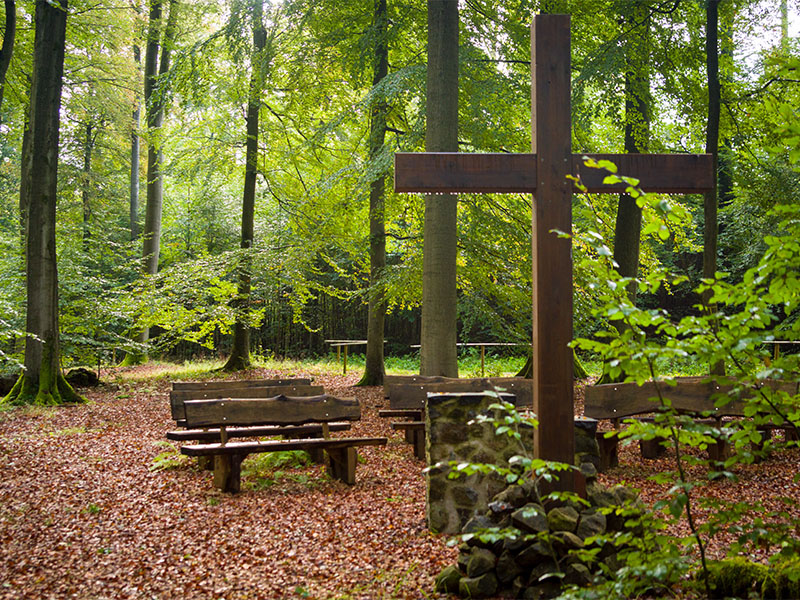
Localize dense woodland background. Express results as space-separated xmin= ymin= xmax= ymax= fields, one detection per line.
xmin=0 ymin=0 xmax=798 ymax=375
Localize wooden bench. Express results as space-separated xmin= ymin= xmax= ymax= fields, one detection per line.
xmin=169 ymin=381 xmax=324 ymax=424
xmin=586 ymin=377 xmax=799 ymax=467
xmin=179 ymin=394 xmax=387 ymax=492
xmin=386 ymin=377 xmax=532 ymax=409
xmin=172 ymin=378 xmax=311 ymax=391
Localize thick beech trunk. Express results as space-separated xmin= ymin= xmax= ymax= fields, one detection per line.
xmin=613 ymin=3 xmax=650 ymax=304
xmin=359 ymin=0 xmax=389 ymax=386
xmin=222 ymin=0 xmax=265 ymax=372
xmin=4 ymin=0 xmax=82 ymax=406
xmin=421 ymin=0 xmax=458 ymax=377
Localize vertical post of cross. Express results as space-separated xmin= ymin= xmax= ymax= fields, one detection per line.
xmin=531 ymin=14 xmax=575 ymax=489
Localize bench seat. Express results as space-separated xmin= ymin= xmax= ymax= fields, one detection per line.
xmin=166 ymin=422 xmax=351 ymax=442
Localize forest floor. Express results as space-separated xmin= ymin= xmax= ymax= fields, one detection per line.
xmin=0 ymin=365 xmax=798 ymax=599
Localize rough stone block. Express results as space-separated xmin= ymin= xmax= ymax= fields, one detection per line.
xmin=434 ymin=565 xmax=462 ymax=594
xmin=466 ymin=547 xmax=497 ymax=578
xmin=512 ymin=503 xmax=548 ymax=533
xmin=459 ymin=573 xmax=499 ymax=599
xmin=496 ymin=550 xmax=522 ymax=583
xmin=577 ymin=511 xmax=607 ymax=539
xmin=547 ymin=505 xmax=579 ymax=532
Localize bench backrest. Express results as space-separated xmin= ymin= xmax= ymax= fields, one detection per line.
xmin=584 ymin=377 xmax=799 ymax=420
xmin=182 ymin=394 xmax=361 ymax=428
xmin=172 ymin=378 xmax=311 ymax=391
xmin=388 ymin=378 xmax=532 ymax=409
xmin=170 ymin=384 xmax=324 ymax=420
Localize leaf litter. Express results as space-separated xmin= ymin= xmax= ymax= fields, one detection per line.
xmin=0 ymin=368 xmax=797 ymax=598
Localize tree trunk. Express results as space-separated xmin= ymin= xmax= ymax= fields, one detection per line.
xmin=613 ymin=3 xmax=650 ymax=304
xmin=596 ymin=4 xmax=650 ymax=386
xmin=420 ymin=0 xmax=458 ymax=377
xmin=130 ymin=44 xmax=141 ymax=242
xmin=704 ymin=0 xmax=724 ymax=376
xmin=222 ymin=0 xmax=265 ymax=372
xmin=82 ymin=121 xmax=94 ymax=251
xmin=359 ymin=0 xmax=389 ymax=387
xmin=4 ymin=0 xmax=82 ymax=406
xmin=0 ymin=0 xmax=15 ymax=120
xmin=125 ymin=0 xmax=178 ymax=364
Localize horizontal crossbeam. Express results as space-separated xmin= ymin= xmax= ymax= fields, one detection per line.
xmin=394 ymin=152 xmax=714 ymax=194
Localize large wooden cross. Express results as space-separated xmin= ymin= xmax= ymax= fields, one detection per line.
xmin=394 ymin=14 xmax=714 ymax=489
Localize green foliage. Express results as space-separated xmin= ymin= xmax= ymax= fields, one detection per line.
xmin=571 ymin=134 xmax=800 ymax=595
xmin=150 ymin=442 xmax=192 ymax=472
xmin=240 ymin=449 xmax=315 ymax=490
xmin=704 ymin=557 xmax=767 ymax=600
xmin=762 ymin=556 xmax=800 ymax=600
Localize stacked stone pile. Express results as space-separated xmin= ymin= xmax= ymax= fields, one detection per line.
xmin=434 ymin=476 xmax=645 ymax=599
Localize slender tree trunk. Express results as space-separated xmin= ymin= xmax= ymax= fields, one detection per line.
xmin=222 ymin=0 xmax=265 ymax=372
xmin=4 ymin=0 xmax=82 ymax=405
xmin=703 ymin=0 xmax=724 ymax=376
xmin=18 ymin=119 xmax=29 ymax=250
xmin=0 ymin=0 xmax=15 ymax=120
xmin=82 ymin=122 xmax=94 ymax=251
xmin=126 ymin=0 xmax=178 ymax=363
xmin=130 ymin=45 xmax=141 ymax=241
xmin=359 ymin=0 xmax=389 ymax=386
xmin=421 ymin=0 xmax=458 ymax=377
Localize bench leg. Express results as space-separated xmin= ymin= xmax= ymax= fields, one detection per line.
xmin=213 ymin=454 xmax=243 ymax=493
xmin=411 ymin=429 xmax=426 ymax=461
xmin=327 ymin=447 xmax=357 ymax=485
xmin=708 ymin=439 xmax=730 ymax=463
xmin=404 ymin=429 xmax=415 ymax=444
xmin=596 ymin=432 xmax=619 ymax=472
xmin=639 ymin=437 xmax=667 ymax=459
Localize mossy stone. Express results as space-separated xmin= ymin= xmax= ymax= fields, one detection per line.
xmin=547 ymin=505 xmax=579 ymax=532
xmin=434 ymin=565 xmax=463 ymax=594
xmin=466 ymin=547 xmax=497 ymax=578
xmin=459 ymin=572 xmax=498 ymax=598
xmin=512 ymin=503 xmax=548 ymax=533
xmin=577 ymin=511 xmax=607 ymax=539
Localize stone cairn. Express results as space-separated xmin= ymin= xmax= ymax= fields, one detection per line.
xmin=427 ymin=393 xmax=645 ymax=599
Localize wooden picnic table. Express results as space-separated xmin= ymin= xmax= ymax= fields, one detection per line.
xmin=324 ymin=340 xmax=367 ymax=375
xmin=409 ymin=342 xmax=529 ymax=376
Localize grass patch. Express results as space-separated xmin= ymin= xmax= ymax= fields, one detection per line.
xmin=150 ymin=441 xmax=192 ymax=471
xmin=240 ymin=450 xmax=322 ymax=490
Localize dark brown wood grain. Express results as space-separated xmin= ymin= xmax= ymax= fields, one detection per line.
xmin=388 ymin=381 xmax=523 ymax=409
xmin=530 ymin=15 xmax=575 ymax=475
xmin=392 ymin=15 xmax=716 ymax=490
xmin=172 ymin=378 xmax=311 ymax=391
xmin=584 ymin=377 xmax=798 ymax=420
xmin=394 ymin=153 xmax=713 ymax=194
xmin=170 ymin=384 xmax=324 ymax=420
xmin=181 ymin=436 xmax=387 ymax=457
xmin=182 ymin=394 xmax=361 ymax=428
xmin=166 ymin=422 xmax=351 ymax=442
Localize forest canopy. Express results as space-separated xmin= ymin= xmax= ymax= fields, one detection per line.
xmin=0 ymin=0 xmax=798 ymax=377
